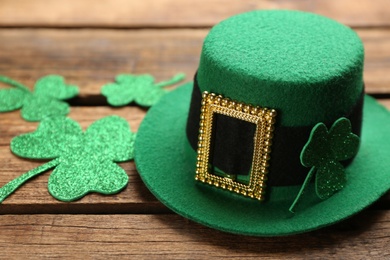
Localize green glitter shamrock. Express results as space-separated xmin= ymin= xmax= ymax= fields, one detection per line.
xmin=0 ymin=75 xmax=78 ymax=121
xmin=0 ymin=116 xmax=135 ymax=202
xmin=289 ymin=117 xmax=360 ymax=213
xmin=101 ymin=73 xmax=185 ymax=107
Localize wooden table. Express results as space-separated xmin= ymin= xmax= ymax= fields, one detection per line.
xmin=0 ymin=1 xmax=389 ymax=258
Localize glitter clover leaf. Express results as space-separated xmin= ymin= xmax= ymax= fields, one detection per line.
xmin=0 ymin=75 xmax=78 ymax=121
xmin=101 ymin=73 xmax=185 ymax=107
xmin=289 ymin=117 xmax=360 ymax=213
xmin=0 ymin=116 xmax=135 ymax=202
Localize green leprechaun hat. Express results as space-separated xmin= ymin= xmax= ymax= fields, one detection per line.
xmin=134 ymin=10 xmax=390 ymax=236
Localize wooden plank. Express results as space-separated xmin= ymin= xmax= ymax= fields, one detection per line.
xmin=0 ymin=103 xmax=389 ymax=213
xmin=378 ymin=100 xmax=390 ymax=108
xmin=0 ymin=0 xmax=389 ymax=28
xmin=358 ymin=29 xmax=390 ymax=94
xmin=0 ymin=212 xmax=389 ymax=258
xmin=0 ymin=28 xmax=390 ymax=98
xmin=0 ymin=29 xmax=204 ymax=103
xmin=0 ymin=107 xmax=169 ymax=214
xmin=0 ymin=28 xmax=389 ymax=214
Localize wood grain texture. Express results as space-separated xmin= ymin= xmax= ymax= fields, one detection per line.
xmin=0 ymin=107 xmax=169 ymax=214
xmin=0 ymin=212 xmax=389 ymax=258
xmin=1 ymin=28 xmax=390 ymax=98
xmin=0 ymin=27 xmax=389 ymax=213
xmin=0 ymin=29 xmax=203 ymax=103
xmin=0 ymin=0 xmax=389 ymax=28
xmin=0 ymin=1 xmax=389 ymax=257
xmin=0 ymin=104 xmax=389 ymax=213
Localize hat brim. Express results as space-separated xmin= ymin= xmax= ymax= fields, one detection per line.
xmin=134 ymin=82 xmax=390 ymax=236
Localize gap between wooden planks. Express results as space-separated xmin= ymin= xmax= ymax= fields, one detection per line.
xmin=0 ymin=0 xmax=389 ymax=28
xmin=0 ymin=212 xmax=389 ymax=258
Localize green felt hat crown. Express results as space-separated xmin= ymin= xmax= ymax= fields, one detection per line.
xmin=187 ymin=10 xmax=365 ymax=188
xmin=197 ymin=10 xmax=364 ymax=127
xmin=135 ymin=10 xmax=390 ymax=236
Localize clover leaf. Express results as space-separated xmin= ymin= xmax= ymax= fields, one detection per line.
xmin=289 ymin=118 xmax=360 ymax=213
xmin=0 ymin=116 xmax=135 ymax=202
xmin=0 ymin=75 xmax=78 ymax=121
xmin=101 ymin=73 xmax=185 ymax=107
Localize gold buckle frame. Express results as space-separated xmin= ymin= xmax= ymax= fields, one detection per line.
xmin=195 ymin=91 xmax=277 ymax=201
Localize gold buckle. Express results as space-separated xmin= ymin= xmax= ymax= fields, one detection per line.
xmin=195 ymin=91 xmax=276 ymax=201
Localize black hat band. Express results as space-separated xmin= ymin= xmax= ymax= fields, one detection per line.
xmin=186 ymin=74 xmax=364 ymax=187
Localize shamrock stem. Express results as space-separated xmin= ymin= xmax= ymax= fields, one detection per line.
xmin=0 ymin=75 xmax=31 ymax=93
xmin=0 ymin=158 xmax=60 ymax=203
xmin=289 ymin=167 xmax=316 ymax=213
xmin=154 ymin=73 xmax=185 ymax=88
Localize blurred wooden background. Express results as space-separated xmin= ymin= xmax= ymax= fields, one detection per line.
xmin=0 ymin=0 xmax=389 ymax=258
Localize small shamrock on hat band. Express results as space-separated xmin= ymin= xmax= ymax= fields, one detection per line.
xmin=0 ymin=75 xmax=78 ymax=121
xmin=289 ymin=117 xmax=360 ymax=213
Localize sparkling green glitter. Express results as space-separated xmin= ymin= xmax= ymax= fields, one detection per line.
xmin=0 ymin=159 xmax=60 ymax=203
xmin=289 ymin=118 xmax=360 ymax=213
xmin=0 ymin=75 xmax=78 ymax=121
xmin=101 ymin=73 xmax=185 ymax=107
xmin=0 ymin=116 xmax=135 ymax=202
